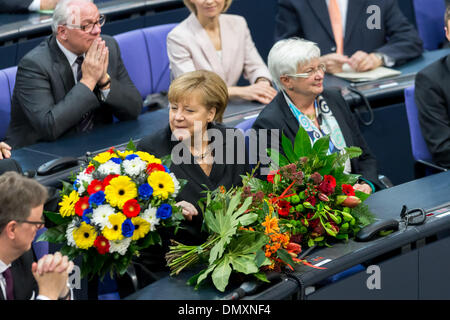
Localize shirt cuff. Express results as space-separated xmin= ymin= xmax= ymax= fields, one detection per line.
xmin=28 ymin=0 xmax=41 ymax=11
xmin=100 ymin=88 xmax=110 ymax=101
xmin=36 ymin=295 xmax=51 ymax=300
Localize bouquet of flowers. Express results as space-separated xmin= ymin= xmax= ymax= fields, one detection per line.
xmin=166 ymin=186 xmax=304 ymax=292
xmin=38 ymin=141 xmax=184 ymax=279
xmin=243 ymin=127 xmax=376 ymax=248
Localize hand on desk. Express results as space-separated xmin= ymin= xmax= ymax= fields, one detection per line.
xmin=0 ymin=142 xmax=11 ymax=159
xmin=353 ymin=182 xmax=372 ymax=194
xmin=320 ymin=53 xmax=350 ymax=73
xmin=348 ymin=51 xmax=383 ymax=72
xmin=176 ymin=201 xmax=198 ymax=221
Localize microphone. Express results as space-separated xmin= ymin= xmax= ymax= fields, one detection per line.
xmin=221 ymin=272 xmax=282 ymax=300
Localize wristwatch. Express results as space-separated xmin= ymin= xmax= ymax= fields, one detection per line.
xmin=373 ymin=53 xmax=395 ymax=67
xmin=98 ymin=73 xmax=111 ymax=89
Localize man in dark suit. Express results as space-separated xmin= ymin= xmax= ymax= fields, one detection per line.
xmin=0 ymin=0 xmax=59 ymax=13
xmin=4 ymin=0 xmax=142 ymax=149
xmin=0 ymin=171 xmax=74 ymax=300
xmin=275 ymin=0 xmax=423 ymax=73
xmin=414 ymin=6 xmax=450 ymax=169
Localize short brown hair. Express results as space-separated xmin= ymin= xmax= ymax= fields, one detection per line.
xmin=0 ymin=172 xmax=48 ymax=233
xmin=446 ymin=4 xmax=450 ymax=27
xmin=183 ymin=0 xmax=233 ymax=15
xmin=168 ymin=70 xmax=228 ymax=123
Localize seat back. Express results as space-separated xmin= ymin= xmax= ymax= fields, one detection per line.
xmin=33 ymin=227 xmax=49 ymax=260
xmin=3 ymin=66 xmax=17 ymax=97
xmin=404 ymin=86 xmax=433 ymax=162
xmin=0 ymin=70 xmax=11 ymax=140
xmin=234 ymin=117 xmax=257 ymax=132
xmin=413 ymin=0 xmax=446 ymax=50
xmin=114 ymin=29 xmax=152 ymax=100
xmin=142 ymin=23 xmax=177 ymax=94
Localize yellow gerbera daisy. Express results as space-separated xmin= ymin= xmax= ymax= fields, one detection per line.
xmin=147 ymin=171 xmax=175 ymax=200
xmin=104 ymin=176 xmax=138 ymax=209
xmin=102 ymin=213 xmax=126 ymax=241
xmin=117 ymin=150 xmax=135 ymax=159
xmin=92 ymin=151 xmax=113 ymax=164
xmin=73 ymin=222 xmax=97 ymax=249
xmin=135 ymin=151 xmax=162 ymax=165
xmin=131 ymin=216 xmax=151 ymax=240
xmin=59 ymin=190 xmax=79 ymax=217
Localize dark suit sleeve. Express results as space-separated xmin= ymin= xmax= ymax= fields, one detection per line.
xmin=0 ymin=0 xmax=33 ymax=13
xmin=103 ymin=37 xmax=142 ymax=121
xmin=415 ymin=71 xmax=450 ymax=168
xmin=14 ymin=56 xmax=100 ymax=141
xmin=274 ymin=0 xmax=303 ymax=41
xmin=374 ymin=0 xmax=423 ymax=65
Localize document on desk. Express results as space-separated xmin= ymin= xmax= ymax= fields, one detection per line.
xmin=333 ymin=67 xmax=401 ymax=82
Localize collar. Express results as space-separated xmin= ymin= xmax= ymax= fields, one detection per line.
xmin=56 ymin=39 xmax=84 ymax=67
xmin=282 ymin=90 xmax=320 ymax=118
xmin=0 ymin=259 xmax=11 ymax=275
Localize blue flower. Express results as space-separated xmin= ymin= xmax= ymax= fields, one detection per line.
xmin=89 ymin=191 xmax=105 ymax=205
xmin=110 ymin=157 xmax=122 ymax=164
xmin=122 ymin=219 xmax=135 ymax=238
xmin=82 ymin=208 xmax=92 ymax=224
xmin=125 ymin=154 xmax=139 ymax=161
xmin=163 ymin=165 xmax=171 ymax=173
xmin=138 ymin=183 xmax=153 ymax=200
xmin=73 ymin=180 xmax=79 ymax=191
xmin=156 ymin=204 xmax=172 ymax=220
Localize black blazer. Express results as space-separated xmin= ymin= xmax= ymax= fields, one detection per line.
xmin=414 ymin=54 xmax=450 ymax=168
xmin=0 ymin=250 xmax=38 ymax=300
xmin=275 ymin=0 xmax=423 ymax=66
xmin=5 ymin=34 xmax=142 ymax=149
xmin=0 ymin=0 xmax=32 ymax=13
xmin=252 ymin=89 xmax=382 ymax=189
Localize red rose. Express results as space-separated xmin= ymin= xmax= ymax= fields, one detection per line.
xmin=342 ymin=184 xmax=355 ymax=196
xmin=87 ymin=179 xmax=104 ymax=195
xmin=277 ymin=200 xmax=291 ymax=217
xmin=123 ymin=199 xmax=141 ymax=218
xmin=94 ymin=236 xmax=110 ymax=255
xmin=74 ymin=196 xmax=90 ymax=217
xmin=146 ymin=163 xmax=166 ymax=175
xmin=102 ymin=174 xmax=119 ymax=187
xmin=318 ymin=181 xmax=334 ymax=195
xmin=323 ymin=175 xmax=337 ymax=188
xmin=267 ymin=170 xmax=279 ymax=184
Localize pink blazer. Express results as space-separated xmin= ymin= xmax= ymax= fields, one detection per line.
xmin=167 ymin=13 xmax=272 ymax=86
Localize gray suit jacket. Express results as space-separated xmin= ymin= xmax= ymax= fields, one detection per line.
xmin=5 ymin=34 xmax=142 ymax=148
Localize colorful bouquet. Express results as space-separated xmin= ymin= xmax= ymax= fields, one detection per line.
xmin=243 ymin=126 xmax=375 ymax=248
xmin=38 ymin=141 xmax=184 ymax=279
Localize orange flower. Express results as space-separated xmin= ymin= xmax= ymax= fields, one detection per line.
xmin=219 ymin=185 xmax=226 ymax=194
xmin=262 ymin=215 xmax=280 ymax=234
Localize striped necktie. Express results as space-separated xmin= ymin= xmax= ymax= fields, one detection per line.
xmin=2 ymin=267 xmax=14 ymax=300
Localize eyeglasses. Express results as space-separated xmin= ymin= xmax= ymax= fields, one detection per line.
xmin=16 ymin=220 xmax=45 ymax=230
xmin=285 ymin=64 xmax=326 ymax=78
xmin=64 ymin=14 xmax=106 ymax=33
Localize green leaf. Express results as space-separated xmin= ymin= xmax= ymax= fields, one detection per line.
xmin=126 ymin=139 xmax=137 ymax=152
xmin=312 ymin=135 xmax=330 ymax=157
xmin=212 ymin=256 xmax=232 ymax=292
xmin=253 ymin=272 xmax=270 ymax=283
xmin=37 ymin=225 xmax=66 ymax=243
xmin=230 ymin=255 xmax=259 ymax=274
xmin=281 ymin=133 xmax=297 ymax=163
xmin=294 ymin=126 xmax=312 ymax=158
xmin=204 ymin=209 xmax=220 ymax=234
xmin=354 ymin=190 xmax=371 ymax=202
xmin=276 ymin=248 xmax=295 ymax=267
xmin=236 ymin=212 xmax=258 ymax=227
xmin=229 ymin=232 xmax=268 ymax=255
xmin=136 ymin=231 xmax=161 ymax=249
xmin=225 ymin=190 xmax=243 ymax=217
xmin=193 ymin=263 xmax=217 ymax=289
xmin=344 ymin=146 xmax=362 ymax=159
xmin=267 ymin=148 xmax=289 ymax=167
xmin=43 ymin=210 xmax=69 ymax=225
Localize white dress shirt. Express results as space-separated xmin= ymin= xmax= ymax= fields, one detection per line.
xmin=28 ymin=0 xmax=41 ymax=11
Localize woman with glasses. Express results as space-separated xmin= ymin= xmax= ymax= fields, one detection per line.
xmin=167 ymin=0 xmax=277 ymax=106
xmin=252 ymin=38 xmax=382 ymax=193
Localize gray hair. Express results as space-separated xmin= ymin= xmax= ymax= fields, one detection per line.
xmin=51 ymin=0 xmax=94 ymax=34
xmin=268 ymin=37 xmax=321 ymax=90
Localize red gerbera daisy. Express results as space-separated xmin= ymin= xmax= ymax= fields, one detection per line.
xmin=74 ymin=196 xmax=90 ymax=217
xmin=123 ymin=199 xmax=141 ymax=218
xmin=146 ymin=163 xmax=166 ymax=175
xmin=94 ymin=235 xmax=110 ymax=255
xmin=102 ymin=174 xmax=119 ymax=187
xmin=323 ymin=175 xmax=337 ymax=188
xmin=85 ymin=165 xmax=95 ymax=174
xmin=342 ymin=184 xmax=355 ymax=196
xmin=277 ymin=200 xmax=291 ymax=217
xmin=87 ymin=179 xmax=104 ymax=195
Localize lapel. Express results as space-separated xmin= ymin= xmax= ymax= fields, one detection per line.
xmin=321 ymin=90 xmax=353 ymax=146
xmin=218 ymin=15 xmax=235 ymax=83
xmin=187 ymin=13 xmax=226 ymax=79
xmin=275 ymin=93 xmax=301 ymax=142
xmin=0 ymin=285 xmax=4 ymax=300
xmin=344 ymin=0 xmax=365 ymax=47
xmin=48 ymin=35 xmax=76 ymax=95
xmin=308 ymin=0 xmax=334 ymax=42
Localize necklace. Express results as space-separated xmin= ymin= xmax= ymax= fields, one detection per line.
xmin=192 ymin=147 xmax=211 ymax=160
xmin=305 ymin=113 xmax=316 ymax=121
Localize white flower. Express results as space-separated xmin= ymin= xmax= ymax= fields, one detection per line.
xmin=92 ymin=204 xmax=115 ymax=229
xmin=170 ymin=173 xmax=180 ymax=197
xmin=140 ymin=206 xmax=160 ymax=231
xmin=122 ymin=158 xmax=147 ymax=177
xmin=66 ymin=220 xmax=77 ymax=247
xmin=97 ymin=160 xmax=121 ymax=176
xmin=75 ymin=172 xmax=94 ymax=195
xmin=109 ymin=238 xmax=132 ymax=255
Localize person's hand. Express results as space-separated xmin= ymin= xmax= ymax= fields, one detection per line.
xmin=349 ymin=51 xmax=383 ymax=72
xmin=80 ymin=38 xmax=108 ymax=91
xmin=40 ymin=0 xmax=59 ymax=10
xmin=319 ymin=53 xmax=350 ymax=74
xmin=353 ymin=182 xmax=372 ymax=194
xmin=0 ymin=142 xmax=11 ymax=159
xmin=98 ymin=44 xmax=110 ymax=90
xmin=176 ymin=201 xmax=198 ymax=221
xmin=32 ymin=253 xmax=73 ymax=300
xmin=231 ymin=82 xmax=277 ymax=105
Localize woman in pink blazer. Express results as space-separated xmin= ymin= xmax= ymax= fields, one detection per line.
xmin=167 ymin=0 xmax=277 ymax=105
